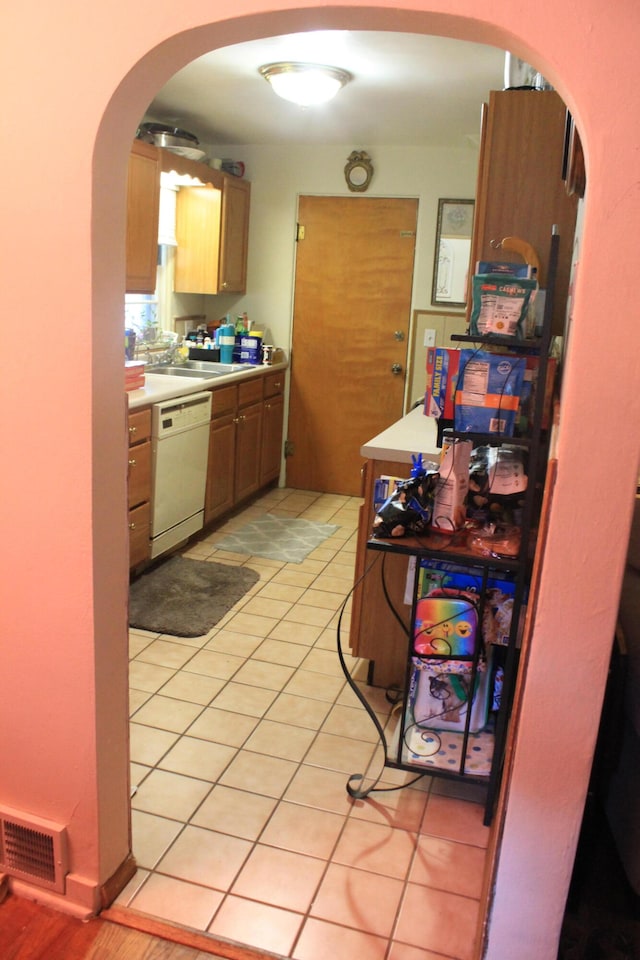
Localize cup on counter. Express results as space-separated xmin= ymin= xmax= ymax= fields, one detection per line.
xmin=261 ymin=344 xmax=274 ymax=365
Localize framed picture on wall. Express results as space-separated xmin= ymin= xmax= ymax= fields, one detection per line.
xmin=431 ymin=199 xmax=475 ymax=308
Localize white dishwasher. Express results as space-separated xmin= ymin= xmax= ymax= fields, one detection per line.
xmin=150 ymin=391 xmax=212 ymax=559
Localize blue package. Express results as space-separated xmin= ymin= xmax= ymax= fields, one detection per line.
xmin=455 ymin=350 xmax=525 ymax=436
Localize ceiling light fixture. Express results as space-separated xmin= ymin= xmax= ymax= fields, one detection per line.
xmin=259 ymin=62 xmax=352 ymax=106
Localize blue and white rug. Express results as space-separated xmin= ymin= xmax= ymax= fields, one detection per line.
xmin=214 ymin=514 xmax=339 ymax=564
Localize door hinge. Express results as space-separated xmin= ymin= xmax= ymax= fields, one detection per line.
xmin=296 ymin=223 xmax=305 ymax=242
xmin=284 ymin=439 xmax=295 ymax=457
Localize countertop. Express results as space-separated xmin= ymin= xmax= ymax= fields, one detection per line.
xmin=127 ymin=361 xmax=287 ymax=410
xmin=360 ymin=404 xmax=441 ymax=464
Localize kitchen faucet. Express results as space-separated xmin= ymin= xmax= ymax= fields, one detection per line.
xmin=154 ymin=340 xmax=185 ymax=365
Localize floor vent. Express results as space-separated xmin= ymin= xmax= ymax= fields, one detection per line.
xmin=0 ymin=807 xmax=68 ymax=893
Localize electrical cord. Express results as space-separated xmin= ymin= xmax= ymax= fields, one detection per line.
xmin=335 ymin=550 xmax=429 ymax=798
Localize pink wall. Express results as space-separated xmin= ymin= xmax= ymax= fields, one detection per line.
xmin=2 ymin=0 xmax=639 ymax=954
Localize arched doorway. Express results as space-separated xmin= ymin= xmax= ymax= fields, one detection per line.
xmin=94 ymin=22 xmax=584 ymax=952
xmin=6 ymin=3 xmax=640 ymax=959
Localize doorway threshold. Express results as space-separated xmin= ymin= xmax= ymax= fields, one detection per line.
xmin=102 ymin=904 xmax=282 ymax=960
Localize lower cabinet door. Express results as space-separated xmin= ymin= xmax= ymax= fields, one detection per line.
xmin=260 ymin=393 xmax=284 ymax=484
xmin=235 ymin=401 xmax=262 ymax=503
xmin=129 ymin=502 xmax=151 ymax=567
xmin=128 ymin=439 xmax=151 ymax=509
xmin=205 ymin=414 xmax=236 ymax=524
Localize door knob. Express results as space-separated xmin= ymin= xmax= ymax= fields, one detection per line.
xmin=391 ymin=363 xmax=403 ymax=375
xmin=393 ymin=330 xmax=405 ymax=341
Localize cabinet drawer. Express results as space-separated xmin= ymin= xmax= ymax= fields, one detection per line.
xmin=238 ymin=377 xmax=263 ymax=408
xmin=128 ymin=407 xmax=151 ymax=446
xmin=129 ymin=501 xmax=150 ymax=568
xmin=263 ymin=370 xmax=285 ymax=398
xmin=128 ymin=439 xmax=151 ymax=509
xmin=211 ymin=384 xmax=238 ymax=418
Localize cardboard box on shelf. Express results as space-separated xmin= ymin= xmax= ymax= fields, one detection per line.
xmin=425 ymin=347 xmax=460 ymax=420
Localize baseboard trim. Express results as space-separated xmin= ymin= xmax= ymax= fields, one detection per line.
xmin=101 ymin=904 xmax=282 ymax=959
xmin=100 ymin=853 xmax=137 ymax=910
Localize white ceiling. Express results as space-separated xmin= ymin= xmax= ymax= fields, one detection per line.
xmin=145 ymin=31 xmax=507 ymax=149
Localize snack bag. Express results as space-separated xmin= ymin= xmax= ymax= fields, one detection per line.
xmin=470 ymin=274 xmax=538 ymax=339
xmin=372 ymin=457 xmax=440 ymax=538
xmin=467 ymin=444 xmax=528 ymax=524
xmin=455 ymin=350 xmax=525 ymax=436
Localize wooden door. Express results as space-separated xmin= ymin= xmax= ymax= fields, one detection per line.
xmin=287 ymin=196 xmax=418 ymax=495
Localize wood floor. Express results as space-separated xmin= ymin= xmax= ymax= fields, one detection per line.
xmin=0 ymin=894 xmax=274 ymax=960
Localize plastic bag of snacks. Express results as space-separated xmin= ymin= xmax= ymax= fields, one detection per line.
xmin=372 ymin=455 xmax=440 ymax=538
xmin=455 ymin=350 xmax=525 ymax=436
xmin=466 ymin=444 xmax=528 ymax=525
xmin=470 ymin=274 xmax=538 ymax=339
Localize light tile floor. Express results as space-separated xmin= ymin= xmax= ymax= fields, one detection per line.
xmin=117 ymin=488 xmax=491 ymax=960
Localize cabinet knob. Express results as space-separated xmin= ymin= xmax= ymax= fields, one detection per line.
xmin=128 ymin=458 xmax=136 ymax=466
xmin=128 ymin=521 xmax=136 ymax=530
xmin=129 ymin=425 xmax=137 ymax=436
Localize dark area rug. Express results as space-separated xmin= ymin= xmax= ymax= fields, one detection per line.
xmin=129 ymin=556 xmax=259 ymax=637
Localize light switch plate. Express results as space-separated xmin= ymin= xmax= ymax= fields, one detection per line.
xmin=424 ymin=328 xmax=436 ymax=347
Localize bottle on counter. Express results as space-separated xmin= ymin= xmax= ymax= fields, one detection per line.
xmin=219 ymin=322 xmax=236 ymax=363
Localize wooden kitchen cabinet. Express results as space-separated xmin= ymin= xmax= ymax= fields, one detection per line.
xmin=127 ymin=407 xmax=152 ymax=567
xmin=205 ymin=385 xmax=236 ymax=524
xmin=174 ymin=172 xmax=250 ymax=295
xmin=471 ymin=89 xmax=578 ymax=334
xmin=204 ymin=375 xmax=265 ymax=525
xmin=219 ymin=175 xmax=250 ymax=293
xmin=349 ymin=457 xmax=413 ymax=689
xmin=234 ymin=378 xmax=263 ymax=503
xmin=260 ymin=370 xmax=285 ymax=485
xmin=126 ymin=141 xmax=160 ymax=294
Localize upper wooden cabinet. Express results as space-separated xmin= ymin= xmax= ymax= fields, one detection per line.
xmin=219 ymin=175 xmax=250 ymax=293
xmin=471 ymin=90 xmax=579 ymax=334
xmin=163 ymin=151 xmax=251 ymax=296
xmin=126 ymin=141 xmax=160 ymax=294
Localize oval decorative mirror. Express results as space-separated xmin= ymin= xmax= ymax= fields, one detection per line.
xmin=344 ymin=150 xmax=373 ymax=192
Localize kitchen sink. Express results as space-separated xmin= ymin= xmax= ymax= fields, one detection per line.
xmin=146 ymin=366 xmax=212 ymax=379
xmin=183 ymin=361 xmax=252 ymax=373
xmin=146 ymin=361 xmax=253 ymax=378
